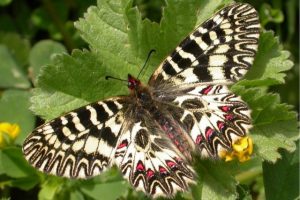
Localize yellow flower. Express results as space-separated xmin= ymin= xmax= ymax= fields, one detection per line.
xmin=219 ymin=136 xmax=253 ymax=162
xmin=0 ymin=122 xmax=20 ymax=148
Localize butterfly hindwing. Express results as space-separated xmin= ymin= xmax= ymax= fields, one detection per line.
xmin=156 ymin=84 xmax=251 ymax=158
xmin=114 ymin=109 xmax=195 ymax=198
xmin=149 ymin=3 xmax=260 ymax=87
xmin=23 ymin=97 xmax=128 ymax=178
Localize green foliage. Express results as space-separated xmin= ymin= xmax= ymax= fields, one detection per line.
xmin=0 ymin=0 xmax=298 ymax=199
xmin=263 ymin=141 xmax=299 ymax=200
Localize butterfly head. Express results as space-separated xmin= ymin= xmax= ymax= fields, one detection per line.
xmin=128 ymin=74 xmax=141 ymax=90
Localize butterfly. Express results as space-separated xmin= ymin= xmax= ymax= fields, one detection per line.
xmin=23 ymin=3 xmax=260 ymax=198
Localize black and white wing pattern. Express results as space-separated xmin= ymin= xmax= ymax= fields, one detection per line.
xmin=150 ymin=3 xmax=259 ymax=86
xmin=150 ymin=3 xmax=259 ymax=159
xmin=23 ymin=3 xmax=260 ymax=199
xmin=23 ymin=97 xmax=128 ymax=178
xmin=115 ymin=109 xmax=195 ymax=198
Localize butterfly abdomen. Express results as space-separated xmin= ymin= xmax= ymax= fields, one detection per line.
xmin=144 ymin=102 xmax=195 ymax=160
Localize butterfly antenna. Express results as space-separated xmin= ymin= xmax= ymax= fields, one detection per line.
xmin=105 ymin=76 xmax=127 ymax=85
xmin=137 ymin=49 xmax=156 ymax=79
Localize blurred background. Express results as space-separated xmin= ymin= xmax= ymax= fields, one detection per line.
xmin=0 ymin=0 xmax=298 ymax=199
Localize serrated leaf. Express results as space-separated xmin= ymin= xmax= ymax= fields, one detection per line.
xmin=0 ymin=45 xmax=30 ymax=89
xmin=30 ymin=88 xmax=88 ymax=120
xmin=240 ymin=31 xmax=294 ymax=87
xmin=234 ymin=87 xmax=298 ymax=162
xmin=195 ymin=0 xmax=233 ymax=25
xmin=0 ymin=90 xmax=35 ymax=144
xmin=29 ymin=39 xmax=67 ymax=84
xmin=75 ymin=0 xmax=142 ymax=78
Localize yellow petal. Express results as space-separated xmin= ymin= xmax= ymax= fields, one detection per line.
xmin=220 ymin=136 xmax=253 ymax=162
xmin=0 ymin=132 xmax=4 ymax=147
xmin=0 ymin=122 xmax=20 ymax=139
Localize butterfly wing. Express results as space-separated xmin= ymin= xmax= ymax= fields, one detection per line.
xmin=114 ymin=108 xmax=195 ymax=198
xmin=149 ymin=3 xmax=260 ymax=87
xmin=23 ymin=97 xmax=129 ymax=178
xmin=154 ymin=84 xmax=251 ymax=158
xmin=149 ymin=3 xmax=259 ymax=158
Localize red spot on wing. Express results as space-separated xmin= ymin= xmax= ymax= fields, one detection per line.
xmin=117 ymin=140 xmax=128 ymax=149
xmin=225 ymin=114 xmax=234 ymax=121
xmin=217 ymin=121 xmax=225 ymax=131
xmin=136 ymin=161 xmax=145 ymax=171
xmin=201 ymin=86 xmax=213 ymax=95
xmin=220 ymin=106 xmax=230 ymax=112
xmin=196 ymin=134 xmax=203 ymax=144
xmin=166 ymin=160 xmax=176 ymax=168
xmin=168 ymin=133 xmax=174 ymax=139
xmin=205 ymin=127 xmax=214 ymax=139
xmin=146 ymin=169 xmax=154 ymax=179
xmin=159 ymin=166 xmax=167 ymax=174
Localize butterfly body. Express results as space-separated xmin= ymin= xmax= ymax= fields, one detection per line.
xmin=23 ymin=3 xmax=260 ymax=198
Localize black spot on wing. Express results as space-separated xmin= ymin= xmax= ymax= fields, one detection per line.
xmin=92 ymin=103 xmax=108 ymax=123
xmin=171 ymin=53 xmax=192 ymax=70
xmin=193 ymin=66 xmax=212 ymax=81
xmin=105 ymin=100 xmax=119 ymax=114
xmin=163 ymin=61 xmax=177 ymax=76
xmin=101 ymin=127 xmax=118 ymax=147
xmin=182 ymin=40 xmax=204 ymax=58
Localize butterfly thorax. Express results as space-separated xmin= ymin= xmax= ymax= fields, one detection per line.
xmin=128 ymin=74 xmax=194 ymax=160
xmin=127 ymin=74 xmax=154 ymax=103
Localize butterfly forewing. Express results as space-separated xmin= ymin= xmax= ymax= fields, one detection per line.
xmin=23 ymin=97 xmax=128 ymax=178
xmin=149 ymin=3 xmax=260 ymax=87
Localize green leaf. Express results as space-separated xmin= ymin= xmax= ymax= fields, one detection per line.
xmin=263 ymin=141 xmax=299 ymax=200
xmin=234 ymin=87 xmax=298 ymax=162
xmin=0 ymin=45 xmax=30 ymax=89
xmin=80 ymin=180 xmax=127 ymax=200
xmin=0 ymin=32 xmax=31 ymax=68
xmin=11 ymin=175 xmax=40 ymax=190
xmin=0 ymin=147 xmax=37 ymax=178
xmin=193 ymin=160 xmax=237 ymax=200
xmin=38 ymin=176 xmax=65 ymax=200
xmin=29 ymin=39 xmax=67 ymax=84
xmin=0 ymin=90 xmax=35 ymax=144
xmin=240 ymin=31 xmax=294 ymax=87
xmin=195 ymin=0 xmax=233 ymax=25
xmin=70 ymin=190 xmax=85 ymax=200
xmin=30 ymin=88 xmax=89 ymax=120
